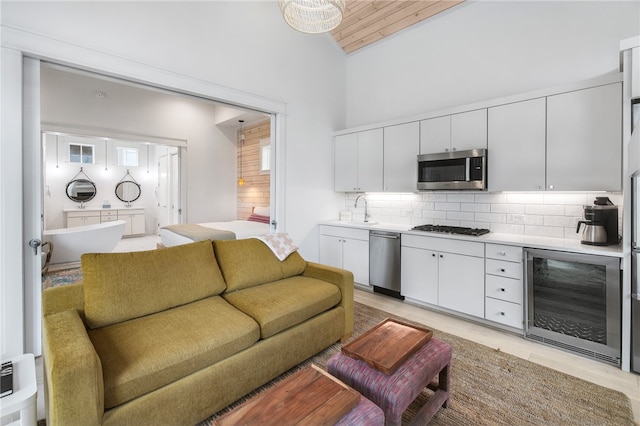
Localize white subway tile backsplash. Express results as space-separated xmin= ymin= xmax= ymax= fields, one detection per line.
xmin=525 ymin=204 xmax=565 ymax=215
xmin=491 ymin=203 xmax=524 ymax=214
xmin=342 ymin=191 xmax=620 ymax=238
xmin=447 ymin=211 xmax=475 ymax=221
xmin=461 ymin=203 xmax=490 ymax=213
xmin=435 ymin=202 xmax=461 ymax=211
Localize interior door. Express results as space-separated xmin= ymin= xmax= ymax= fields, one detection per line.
xmin=23 ymin=56 xmax=43 ymax=356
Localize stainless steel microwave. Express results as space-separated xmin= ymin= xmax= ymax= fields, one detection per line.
xmin=417 ymin=149 xmax=487 ymax=190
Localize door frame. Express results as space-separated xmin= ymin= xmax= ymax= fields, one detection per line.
xmin=1 ymin=26 xmax=287 ymax=357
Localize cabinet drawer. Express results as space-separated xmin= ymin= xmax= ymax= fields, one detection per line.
xmin=485 ymin=244 xmax=522 ymax=263
xmin=402 ymin=234 xmax=484 ymax=257
xmin=118 ymin=209 xmax=145 ymax=216
xmin=319 ymin=225 xmax=369 ymax=241
xmin=66 ymin=210 xmax=100 ymax=218
xmin=101 ymin=216 xmax=118 ymax=222
xmin=485 ymin=297 xmax=523 ymax=329
xmin=101 ymin=210 xmax=117 ymax=217
xmin=486 ymin=258 xmax=522 ymax=280
xmin=485 ymin=275 xmax=523 ymax=304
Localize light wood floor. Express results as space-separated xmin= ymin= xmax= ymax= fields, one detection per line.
xmin=355 ymin=288 xmax=640 ymax=425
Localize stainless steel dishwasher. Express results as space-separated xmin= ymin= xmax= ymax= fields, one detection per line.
xmin=369 ymin=230 xmax=403 ymax=299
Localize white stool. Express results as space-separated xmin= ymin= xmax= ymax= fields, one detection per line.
xmin=0 ymin=353 xmax=37 ymax=426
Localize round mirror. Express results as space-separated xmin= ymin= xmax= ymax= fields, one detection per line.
xmin=115 ymin=181 xmax=141 ymax=203
xmin=66 ymin=179 xmax=97 ymax=203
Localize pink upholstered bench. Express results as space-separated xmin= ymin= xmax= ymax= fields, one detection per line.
xmin=327 ymin=337 xmax=452 ymax=426
xmin=335 ymin=395 xmax=385 ymax=425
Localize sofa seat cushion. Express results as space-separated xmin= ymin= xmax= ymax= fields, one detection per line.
xmin=223 ymin=276 xmax=341 ymax=339
xmin=82 ymin=240 xmax=227 ymax=329
xmin=88 ymin=296 xmax=259 ymax=409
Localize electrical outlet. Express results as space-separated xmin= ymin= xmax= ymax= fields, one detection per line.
xmin=511 ymin=214 xmax=525 ymax=225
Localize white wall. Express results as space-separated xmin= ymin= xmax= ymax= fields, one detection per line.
xmin=345 ymin=1 xmax=640 ymax=127
xmin=2 ymin=1 xmax=347 ymax=259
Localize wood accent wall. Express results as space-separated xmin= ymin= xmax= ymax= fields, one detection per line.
xmin=237 ymin=120 xmax=271 ymax=220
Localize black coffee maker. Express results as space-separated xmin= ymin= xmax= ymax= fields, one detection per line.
xmin=576 ymin=197 xmax=619 ymax=246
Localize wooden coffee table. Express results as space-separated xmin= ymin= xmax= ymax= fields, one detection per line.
xmin=213 ymin=364 xmax=383 ymax=425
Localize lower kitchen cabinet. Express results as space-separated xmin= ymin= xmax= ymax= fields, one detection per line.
xmin=438 ymin=252 xmax=485 ymax=318
xmin=484 ymin=243 xmax=523 ymax=329
xmin=401 ymin=234 xmax=485 ymax=318
xmin=401 ymin=246 xmax=438 ymax=305
xmin=319 ymin=225 xmax=369 ymax=286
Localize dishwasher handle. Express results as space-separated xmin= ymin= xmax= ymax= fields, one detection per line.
xmin=370 ymin=233 xmax=400 ymax=239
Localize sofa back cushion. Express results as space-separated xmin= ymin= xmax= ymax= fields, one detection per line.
xmin=213 ymin=238 xmax=306 ymax=292
xmin=82 ymin=240 xmax=226 ymax=329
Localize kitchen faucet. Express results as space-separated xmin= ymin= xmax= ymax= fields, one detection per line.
xmin=354 ymin=195 xmax=370 ymax=222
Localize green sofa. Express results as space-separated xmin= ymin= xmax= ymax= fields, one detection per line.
xmin=42 ymin=238 xmax=354 ymax=426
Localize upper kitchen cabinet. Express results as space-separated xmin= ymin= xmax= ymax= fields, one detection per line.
xmin=383 ymin=122 xmax=419 ymax=192
xmin=488 ymin=98 xmax=546 ymax=191
xmin=420 ymin=109 xmax=487 ymax=154
xmin=334 ymin=129 xmax=383 ymax=192
xmin=546 ymin=83 xmax=622 ymax=191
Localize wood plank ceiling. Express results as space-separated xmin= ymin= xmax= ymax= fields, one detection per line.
xmin=332 ymin=0 xmax=466 ymax=54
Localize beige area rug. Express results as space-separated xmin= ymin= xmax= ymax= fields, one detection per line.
xmin=199 ymin=302 xmax=634 ymax=426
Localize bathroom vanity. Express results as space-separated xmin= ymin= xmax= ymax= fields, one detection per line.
xmin=64 ymin=207 xmax=145 ymax=236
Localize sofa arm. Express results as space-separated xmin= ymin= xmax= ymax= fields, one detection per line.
xmin=43 ymin=309 xmax=104 ymax=426
xmin=43 ymin=281 xmax=84 ymax=317
xmin=303 ymin=262 xmax=354 ymax=340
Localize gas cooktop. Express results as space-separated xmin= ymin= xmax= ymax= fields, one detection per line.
xmin=411 ymin=224 xmax=490 ymax=237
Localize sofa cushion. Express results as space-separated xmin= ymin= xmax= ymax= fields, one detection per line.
xmin=213 ymin=238 xmax=306 ymax=292
xmin=88 ymin=296 xmax=260 ymax=409
xmin=222 ymin=275 xmax=341 ymax=339
xmin=82 ymin=240 xmax=226 ymax=329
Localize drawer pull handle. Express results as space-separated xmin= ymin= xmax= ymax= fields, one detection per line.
xmin=499 ymin=251 xmax=506 ymax=256
xmin=500 ymin=268 xmax=506 ymax=273
xmin=500 ymin=288 xmax=505 ymax=292
xmin=500 ymin=312 xmax=505 ymax=316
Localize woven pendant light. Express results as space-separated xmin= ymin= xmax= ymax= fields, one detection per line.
xmin=279 ymin=0 xmax=346 ymax=34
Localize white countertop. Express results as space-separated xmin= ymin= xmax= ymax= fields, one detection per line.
xmin=319 ymin=220 xmax=624 ymax=258
xmin=63 ymin=206 xmax=142 ymax=212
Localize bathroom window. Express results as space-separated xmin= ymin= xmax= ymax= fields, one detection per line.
xmin=260 ymin=138 xmax=271 ymax=174
xmin=69 ymin=143 xmax=94 ymax=164
xmin=117 ymin=147 xmax=139 ymax=167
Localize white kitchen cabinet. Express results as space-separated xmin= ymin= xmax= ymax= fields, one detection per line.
xmin=65 ymin=210 xmax=100 ymax=227
xmin=546 ymin=83 xmax=622 ymax=191
xmin=438 ymin=252 xmax=485 ymax=318
xmin=319 ymin=225 xmax=369 ymax=286
xmin=401 ymin=234 xmax=485 ymax=318
xmin=118 ymin=208 xmax=145 ymax=236
xmin=419 ymin=116 xmax=450 ymax=154
xmin=334 ymin=129 xmax=383 ymax=192
xmin=488 ymin=98 xmax=546 ymax=191
xmin=484 ymin=243 xmax=523 ymax=330
xmin=401 ymin=246 xmax=438 ymax=305
xmin=420 ymin=109 xmax=487 ymax=154
xmin=383 ymin=122 xmax=419 ymax=192
xmin=450 ymin=109 xmax=488 ymax=152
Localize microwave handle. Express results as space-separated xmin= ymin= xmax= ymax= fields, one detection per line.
xmin=465 ymin=157 xmax=470 ymax=182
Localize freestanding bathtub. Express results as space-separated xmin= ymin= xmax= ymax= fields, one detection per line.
xmin=43 ymin=220 xmax=127 ymax=264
